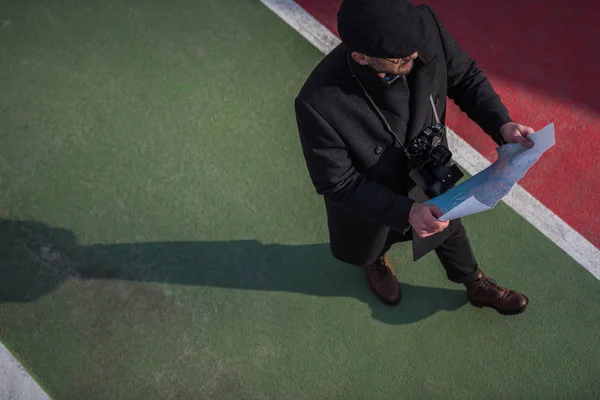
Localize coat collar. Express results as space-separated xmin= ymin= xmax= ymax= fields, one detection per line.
xmin=345 ymin=44 xmax=439 ymax=141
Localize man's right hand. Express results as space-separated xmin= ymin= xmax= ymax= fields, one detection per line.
xmin=408 ymin=203 xmax=450 ymax=238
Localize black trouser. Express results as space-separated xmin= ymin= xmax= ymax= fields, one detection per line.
xmin=380 ymin=221 xmax=480 ymax=284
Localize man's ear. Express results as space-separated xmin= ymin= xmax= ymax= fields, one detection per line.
xmin=350 ymin=51 xmax=370 ymax=66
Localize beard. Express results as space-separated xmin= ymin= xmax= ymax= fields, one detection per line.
xmin=370 ymin=59 xmax=415 ymax=77
xmin=396 ymin=59 xmax=415 ymax=76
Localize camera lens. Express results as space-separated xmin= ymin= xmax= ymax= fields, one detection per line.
xmin=430 ymin=146 xmax=451 ymax=166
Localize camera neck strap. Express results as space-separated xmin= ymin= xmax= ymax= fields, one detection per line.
xmin=347 ymin=54 xmax=443 ymax=158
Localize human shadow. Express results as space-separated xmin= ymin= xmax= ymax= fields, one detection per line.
xmin=0 ymin=219 xmax=468 ymax=325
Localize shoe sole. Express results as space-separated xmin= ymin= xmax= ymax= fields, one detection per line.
xmin=470 ymin=295 xmax=530 ymax=315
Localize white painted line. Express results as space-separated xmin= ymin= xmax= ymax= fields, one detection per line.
xmin=261 ymin=0 xmax=600 ymax=280
xmin=259 ymin=0 xmax=340 ymax=54
xmin=0 ymin=342 xmax=50 ymax=400
xmin=448 ymin=129 xmax=600 ymax=279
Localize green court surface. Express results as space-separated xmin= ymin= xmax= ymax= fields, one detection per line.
xmin=1 ymin=0 xmax=599 ymax=399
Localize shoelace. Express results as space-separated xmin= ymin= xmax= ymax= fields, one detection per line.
xmin=475 ymin=277 xmax=506 ymax=298
xmin=375 ymin=257 xmax=392 ymax=276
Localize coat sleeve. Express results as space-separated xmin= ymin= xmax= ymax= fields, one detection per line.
xmin=294 ymin=97 xmax=415 ymax=233
xmin=424 ymin=5 xmax=512 ymax=146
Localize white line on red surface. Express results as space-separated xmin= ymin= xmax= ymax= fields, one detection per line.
xmin=260 ymin=0 xmax=600 ymax=280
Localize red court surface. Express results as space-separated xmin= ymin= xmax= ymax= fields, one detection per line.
xmin=295 ymin=0 xmax=600 ymax=248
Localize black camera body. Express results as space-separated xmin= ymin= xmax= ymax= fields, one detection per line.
xmin=406 ymin=124 xmax=464 ymax=198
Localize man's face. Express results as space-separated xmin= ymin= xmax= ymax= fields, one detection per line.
xmin=353 ymin=51 xmax=419 ymax=77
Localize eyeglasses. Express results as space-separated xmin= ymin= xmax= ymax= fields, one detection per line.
xmin=383 ymin=54 xmax=416 ymax=64
xmin=382 ymin=57 xmax=405 ymax=64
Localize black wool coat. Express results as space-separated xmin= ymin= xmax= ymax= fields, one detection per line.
xmin=294 ymin=5 xmax=512 ymax=266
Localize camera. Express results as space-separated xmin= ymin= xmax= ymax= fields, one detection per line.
xmin=406 ymin=124 xmax=464 ymax=198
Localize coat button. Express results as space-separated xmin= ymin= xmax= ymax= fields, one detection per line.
xmin=374 ymin=145 xmax=383 ymax=154
xmin=435 ymin=95 xmax=440 ymax=104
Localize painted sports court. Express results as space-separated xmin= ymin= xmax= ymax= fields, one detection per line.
xmin=1 ymin=0 xmax=598 ymax=398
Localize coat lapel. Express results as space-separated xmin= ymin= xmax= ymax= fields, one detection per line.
xmin=406 ymin=52 xmax=438 ymax=141
xmin=405 ymin=51 xmax=453 ymax=261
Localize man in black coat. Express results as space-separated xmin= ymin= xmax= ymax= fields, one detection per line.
xmin=294 ymin=0 xmax=533 ymax=315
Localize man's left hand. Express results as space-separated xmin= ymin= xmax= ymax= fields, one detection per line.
xmin=500 ymin=122 xmax=535 ymax=148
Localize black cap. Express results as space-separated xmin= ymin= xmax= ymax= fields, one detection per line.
xmin=337 ymin=0 xmax=426 ymax=59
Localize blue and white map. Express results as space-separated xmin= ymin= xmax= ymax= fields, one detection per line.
xmin=426 ymin=122 xmax=555 ymax=221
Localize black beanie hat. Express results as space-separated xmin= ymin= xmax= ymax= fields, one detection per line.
xmin=337 ymin=0 xmax=426 ymax=59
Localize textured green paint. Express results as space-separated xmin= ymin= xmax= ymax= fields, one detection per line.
xmin=0 ymin=0 xmax=599 ymax=399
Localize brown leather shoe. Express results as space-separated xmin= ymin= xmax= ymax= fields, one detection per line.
xmin=366 ymin=254 xmax=401 ymax=305
xmin=465 ymin=270 xmax=529 ymax=315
